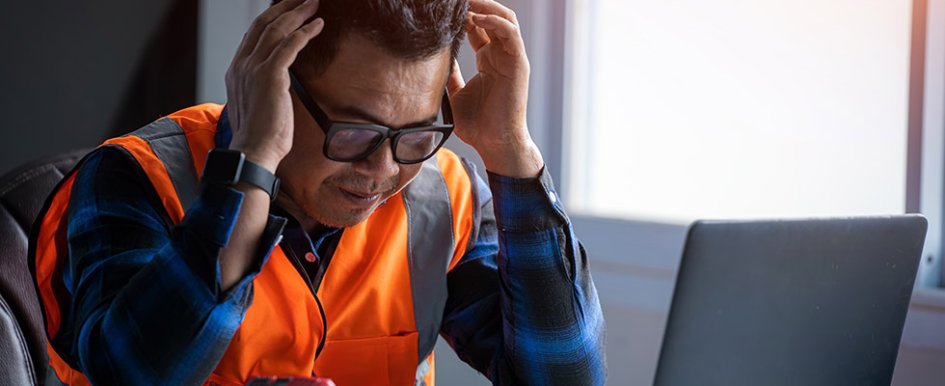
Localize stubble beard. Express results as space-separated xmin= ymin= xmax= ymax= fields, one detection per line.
xmin=305 ymin=172 xmax=400 ymax=228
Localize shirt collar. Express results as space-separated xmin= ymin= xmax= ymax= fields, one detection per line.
xmin=271 ymin=204 xmax=341 ymax=252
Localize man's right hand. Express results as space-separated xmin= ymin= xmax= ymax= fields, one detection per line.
xmin=224 ymin=0 xmax=324 ymax=173
xmin=218 ymin=0 xmax=323 ymax=291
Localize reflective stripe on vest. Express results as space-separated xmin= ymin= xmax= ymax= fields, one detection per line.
xmin=34 ymin=104 xmax=475 ymax=386
xmin=403 ymin=158 xmax=454 ymax=362
xmin=123 ymin=117 xmax=199 ymax=211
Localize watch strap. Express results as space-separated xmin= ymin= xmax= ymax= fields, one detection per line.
xmin=202 ymin=149 xmax=280 ymax=201
xmin=238 ymin=157 xmax=281 ymax=201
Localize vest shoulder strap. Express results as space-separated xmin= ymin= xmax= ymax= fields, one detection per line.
xmin=123 ymin=118 xmax=201 ymax=212
xmin=402 ymin=156 xmax=456 ymax=362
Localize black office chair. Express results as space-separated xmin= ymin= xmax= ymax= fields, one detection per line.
xmin=0 ymin=149 xmax=89 ymax=385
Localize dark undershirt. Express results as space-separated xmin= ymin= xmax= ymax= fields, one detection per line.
xmin=270 ymin=205 xmax=340 ymax=292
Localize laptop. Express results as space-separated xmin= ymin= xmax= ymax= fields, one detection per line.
xmin=653 ymin=215 xmax=927 ymax=386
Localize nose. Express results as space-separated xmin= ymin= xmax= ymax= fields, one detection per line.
xmin=351 ymin=139 xmax=399 ymax=186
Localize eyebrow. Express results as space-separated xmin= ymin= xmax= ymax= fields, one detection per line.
xmin=329 ymin=104 xmax=440 ymax=130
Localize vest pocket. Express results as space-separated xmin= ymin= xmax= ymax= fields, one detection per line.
xmin=315 ymin=331 xmax=420 ymax=386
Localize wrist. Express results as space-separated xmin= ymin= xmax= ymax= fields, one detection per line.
xmin=228 ymin=144 xmax=281 ymax=173
xmin=202 ymin=149 xmax=281 ymax=201
xmin=477 ymin=139 xmax=544 ymax=178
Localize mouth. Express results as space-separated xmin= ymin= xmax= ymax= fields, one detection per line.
xmin=338 ymin=187 xmax=384 ymax=208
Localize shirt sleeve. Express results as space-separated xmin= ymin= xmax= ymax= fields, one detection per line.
xmin=439 ymin=165 xmax=607 ymax=385
xmin=62 ymin=145 xmax=286 ymax=385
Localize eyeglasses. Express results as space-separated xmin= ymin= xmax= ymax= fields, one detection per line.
xmin=289 ymin=70 xmax=454 ymax=164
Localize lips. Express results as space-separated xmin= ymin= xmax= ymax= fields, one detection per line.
xmin=338 ymin=187 xmax=383 ymax=207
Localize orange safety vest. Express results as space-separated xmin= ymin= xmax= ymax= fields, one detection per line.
xmin=31 ymin=104 xmax=478 ymax=386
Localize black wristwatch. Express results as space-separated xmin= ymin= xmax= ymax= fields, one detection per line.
xmin=202 ymin=149 xmax=280 ymax=201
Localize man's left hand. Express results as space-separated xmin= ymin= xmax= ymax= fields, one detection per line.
xmin=448 ymin=0 xmax=544 ymax=178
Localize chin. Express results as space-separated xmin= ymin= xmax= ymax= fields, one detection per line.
xmin=309 ymin=206 xmax=376 ymax=229
xmin=305 ymin=187 xmax=398 ymax=229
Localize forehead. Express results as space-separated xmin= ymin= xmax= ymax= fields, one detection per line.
xmin=307 ymin=34 xmax=452 ymax=122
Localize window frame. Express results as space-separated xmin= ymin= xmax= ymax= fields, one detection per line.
xmin=916 ymin=0 xmax=945 ymax=288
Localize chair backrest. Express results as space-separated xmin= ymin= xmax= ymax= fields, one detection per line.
xmin=0 ymin=149 xmax=89 ymax=385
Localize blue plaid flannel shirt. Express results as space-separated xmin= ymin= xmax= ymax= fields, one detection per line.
xmin=55 ymin=112 xmax=606 ymax=385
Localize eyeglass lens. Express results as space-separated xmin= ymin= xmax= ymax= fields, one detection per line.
xmin=326 ymin=128 xmax=446 ymax=163
xmin=393 ymin=130 xmax=446 ymax=162
xmin=326 ymin=128 xmax=385 ymax=160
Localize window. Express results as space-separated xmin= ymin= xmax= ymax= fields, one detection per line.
xmin=566 ymin=0 xmax=914 ymax=224
xmin=195 ymin=0 xmax=945 ymax=288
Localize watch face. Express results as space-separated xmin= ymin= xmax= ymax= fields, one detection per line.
xmin=204 ymin=149 xmax=244 ymax=184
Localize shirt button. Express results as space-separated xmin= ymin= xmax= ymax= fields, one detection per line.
xmin=305 ymin=252 xmax=317 ymax=263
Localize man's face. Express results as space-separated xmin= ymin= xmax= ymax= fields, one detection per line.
xmin=278 ymin=34 xmax=452 ymax=229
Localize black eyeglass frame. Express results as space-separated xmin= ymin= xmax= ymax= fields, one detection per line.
xmin=289 ymin=70 xmax=455 ymax=165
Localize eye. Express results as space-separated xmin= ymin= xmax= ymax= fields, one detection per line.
xmin=333 ymin=128 xmax=382 ymax=145
xmin=400 ymin=131 xmax=437 ymax=145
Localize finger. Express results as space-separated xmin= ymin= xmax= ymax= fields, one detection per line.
xmin=468 ymin=0 xmax=519 ymax=25
xmin=471 ymin=14 xmax=524 ymax=56
xmin=235 ymin=0 xmax=306 ymax=60
xmin=469 ymin=13 xmax=505 ymax=51
xmin=465 ymin=12 xmax=491 ymax=51
xmin=479 ymin=23 xmax=502 ymax=48
xmin=267 ymin=17 xmax=325 ymax=70
xmin=447 ymin=60 xmax=465 ymax=97
xmin=250 ymin=0 xmax=320 ymax=61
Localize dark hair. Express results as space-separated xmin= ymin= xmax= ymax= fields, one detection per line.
xmin=273 ymin=0 xmax=468 ymax=76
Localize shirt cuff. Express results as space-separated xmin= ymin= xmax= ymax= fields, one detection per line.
xmin=487 ymin=167 xmax=569 ymax=232
xmin=180 ymin=183 xmax=245 ymax=247
xmin=176 ymin=183 xmax=287 ymax=300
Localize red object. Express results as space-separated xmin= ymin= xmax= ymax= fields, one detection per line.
xmin=245 ymin=376 xmax=335 ymax=386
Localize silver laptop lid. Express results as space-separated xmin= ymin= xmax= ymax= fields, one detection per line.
xmin=654 ymin=215 xmax=927 ymax=386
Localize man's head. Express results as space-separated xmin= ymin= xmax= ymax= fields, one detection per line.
xmin=271 ymin=0 xmax=468 ymax=230
xmin=275 ymin=0 xmax=469 ymax=78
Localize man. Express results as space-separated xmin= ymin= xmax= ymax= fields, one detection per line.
xmin=31 ymin=0 xmax=605 ymax=384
